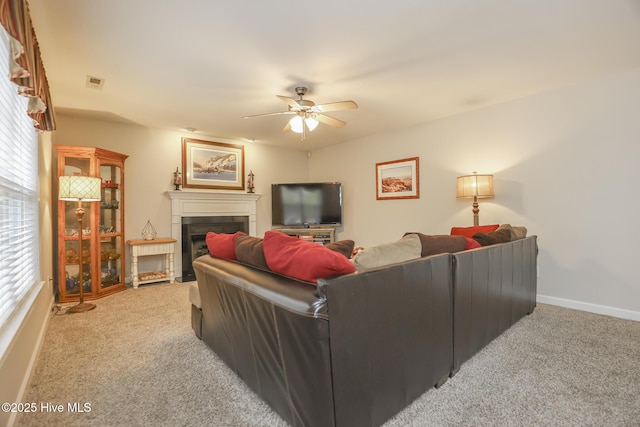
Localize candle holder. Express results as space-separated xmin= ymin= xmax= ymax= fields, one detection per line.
xmin=172 ymin=167 xmax=182 ymax=190
xmin=247 ymin=170 xmax=255 ymax=193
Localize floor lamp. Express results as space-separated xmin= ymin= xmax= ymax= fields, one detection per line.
xmin=456 ymin=172 xmax=494 ymax=226
xmin=59 ymin=175 xmax=102 ymax=313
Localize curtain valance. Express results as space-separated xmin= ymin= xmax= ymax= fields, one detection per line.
xmin=0 ymin=0 xmax=55 ymax=131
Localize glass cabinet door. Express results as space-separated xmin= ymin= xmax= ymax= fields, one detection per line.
xmin=64 ymin=239 xmax=92 ymax=295
xmin=99 ymin=163 xmax=123 ymax=290
xmin=62 ymin=157 xmax=94 ymax=297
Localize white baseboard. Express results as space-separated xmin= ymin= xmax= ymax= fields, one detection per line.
xmin=537 ymin=294 xmax=640 ymax=322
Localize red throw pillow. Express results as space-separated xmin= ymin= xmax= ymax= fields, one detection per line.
xmin=263 ymin=231 xmax=356 ymax=283
xmin=464 ymin=237 xmax=482 ymax=250
xmin=205 ymin=231 xmax=245 ymax=260
xmin=450 ymin=224 xmax=499 ymax=238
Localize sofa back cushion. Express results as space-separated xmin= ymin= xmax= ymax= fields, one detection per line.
xmin=497 ymin=224 xmax=528 ymax=240
xmin=405 ymin=233 xmax=467 ymax=257
xmin=325 ymin=239 xmax=355 ymax=259
xmin=263 ymin=231 xmax=356 ymax=283
xmin=472 ymin=228 xmax=511 ymax=246
xmin=235 ymin=234 xmax=269 ymax=270
xmin=352 ymin=233 xmax=422 ymax=270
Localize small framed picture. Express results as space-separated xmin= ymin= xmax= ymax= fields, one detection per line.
xmin=375 ymin=157 xmax=419 ymax=200
xmin=182 ymin=138 xmax=245 ymax=190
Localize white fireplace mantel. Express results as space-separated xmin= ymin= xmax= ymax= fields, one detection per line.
xmin=166 ymin=190 xmax=261 ymax=280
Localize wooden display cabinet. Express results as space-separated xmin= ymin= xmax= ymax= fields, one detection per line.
xmin=55 ymin=145 xmax=128 ymax=302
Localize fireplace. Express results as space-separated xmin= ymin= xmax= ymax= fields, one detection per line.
xmin=180 ymin=215 xmax=249 ymax=281
xmin=167 ymin=190 xmax=261 ymax=282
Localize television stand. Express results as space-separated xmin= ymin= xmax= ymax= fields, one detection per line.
xmin=272 ymin=227 xmax=335 ymax=245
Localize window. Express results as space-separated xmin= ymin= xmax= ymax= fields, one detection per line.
xmin=0 ymin=25 xmax=40 ymax=328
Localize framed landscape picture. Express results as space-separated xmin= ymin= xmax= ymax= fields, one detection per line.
xmin=182 ymin=138 xmax=245 ymax=190
xmin=375 ymin=157 xmax=419 ymax=200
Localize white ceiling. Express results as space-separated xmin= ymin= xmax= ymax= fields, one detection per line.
xmin=28 ymin=0 xmax=640 ymax=151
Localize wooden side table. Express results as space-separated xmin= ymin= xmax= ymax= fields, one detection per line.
xmin=127 ymin=238 xmax=177 ymax=289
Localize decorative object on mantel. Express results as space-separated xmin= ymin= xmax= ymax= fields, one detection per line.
xmin=247 ymin=170 xmax=255 ymax=193
xmin=456 ymin=171 xmax=495 ymax=226
xmin=172 ymin=167 xmax=182 ymax=190
xmin=142 ymin=220 xmax=157 ymax=240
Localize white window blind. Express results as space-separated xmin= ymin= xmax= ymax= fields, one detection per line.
xmin=0 ymin=25 xmax=40 ymax=328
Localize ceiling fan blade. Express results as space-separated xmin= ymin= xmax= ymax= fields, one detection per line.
xmin=241 ymin=111 xmax=295 ymax=119
xmin=316 ymin=114 xmax=346 ymax=128
xmin=277 ymin=95 xmax=301 ymax=109
xmin=314 ymin=100 xmax=358 ymax=113
xmin=282 ymin=121 xmax=292 ymax=133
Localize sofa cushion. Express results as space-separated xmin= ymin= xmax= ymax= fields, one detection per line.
xmin=206 ymin=231 xmax=245 ymax=260
xmin=325 ymin=239 xmax=355 ymax=259
xmin=263 ymin=231 xmax=356 ymax=283
xmin=472 ymin=228 xmax=511 ymax=246
xmin=352 ymin=233 xmax=422 ymax=270
xmin=450 ymin=224 xmax=499 ymax=238
xmin=404 ymin=233 xmax=467 ymax=257
xmin=188 ymin=282 xmax=201 ymax=309
xmin=235 ymin=234 xmax=269 ymax=270
xmin=464 ymin=237 xmax=482 ymax=250
xmin=497 ymin=223 xmax=528 ymax=240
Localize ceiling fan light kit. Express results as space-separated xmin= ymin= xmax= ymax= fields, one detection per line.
xmin=243 ymin=86 xmax=357 ymax=141
xmin=290 ymin=114 xmax=319 ymax=134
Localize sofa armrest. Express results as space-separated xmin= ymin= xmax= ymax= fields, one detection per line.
xmin=317 ymin=253 xmax=453 ymax=427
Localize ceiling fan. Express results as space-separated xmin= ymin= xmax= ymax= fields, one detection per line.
xmin=242 ymin=87 xmax=358 ymax=141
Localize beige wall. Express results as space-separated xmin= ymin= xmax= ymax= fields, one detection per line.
xmin=309 ymin=66 xmax=640 ymax=320
xmin=51 ymin=115 xmax=310 ymax=274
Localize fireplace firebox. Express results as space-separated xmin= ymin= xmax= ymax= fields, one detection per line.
xmin=180 ymin=215 xmax=248 ymax=281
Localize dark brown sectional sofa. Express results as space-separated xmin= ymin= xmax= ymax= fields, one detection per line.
xmin=191 ymin=235 xmax=538 ymax=427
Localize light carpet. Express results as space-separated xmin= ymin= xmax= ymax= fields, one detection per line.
xmin=16 ymin=282 xmax=640 ymax=426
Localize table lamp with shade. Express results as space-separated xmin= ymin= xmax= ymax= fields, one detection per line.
xmin=59 ymin=175 xmax=102 ymax=313
xmin=456 ymin=172 xmax=494 ymax=226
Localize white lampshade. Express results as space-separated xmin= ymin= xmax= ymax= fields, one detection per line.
xmin=59 ymin=176 xmax=102 ymax=201
xmin=305 ymin=117 xmax=319 ymax=131
xmin=456 ymin=172 xmax=494 ymax=198
xmin=290 ymin=115 xmax=304 ymax=133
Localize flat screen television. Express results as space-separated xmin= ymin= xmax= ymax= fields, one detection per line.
xmin=271 ymin=182 xmax=342 ymax=227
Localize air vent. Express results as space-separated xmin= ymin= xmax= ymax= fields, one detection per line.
xmin=85 ymin=75 xmax=105 ymax=90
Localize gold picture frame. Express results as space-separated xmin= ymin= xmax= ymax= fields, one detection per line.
xmin=375 ymin=157 xmax=419 ymax=200
xmin=182 ymin=138 xmax=245 ymax=190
